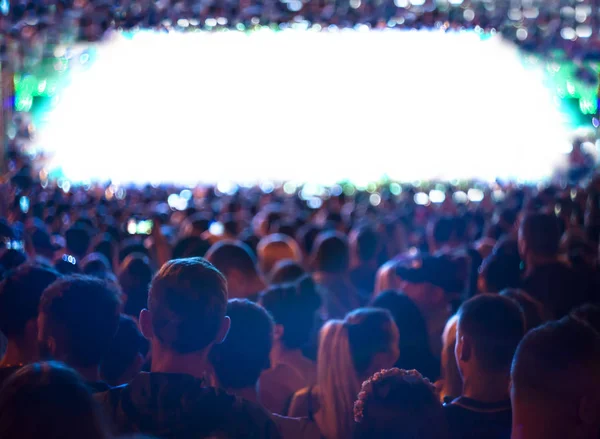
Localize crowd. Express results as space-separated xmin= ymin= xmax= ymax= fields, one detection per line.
xmin=0 ymin=157 xmax=599 ymax=439
xmin=2 ymin=0 xmax=600 ymax=73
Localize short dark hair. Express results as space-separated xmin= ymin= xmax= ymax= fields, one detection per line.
xmin=40 ymin=275 xmax=121 ymax=368
xmin=429 ymin=216 xmax=454 ymax=246
xmin=0 ymin=264 xmax=60 ymax=337
xmin=269 ymin=260 xmax=305 ymax=285
xmin=520 ymin=213 xmax=561 ymax=257
xmin=312 ymin=231 xmax=349 ymax=273
xmin=479 ymin=253 xmax=521 ymax=293
xmin=260 ymin=275 xmax=321 ymax=349
xmin=118 ymin=254 xmax=153 ymax=318
xmin=501 ymin=289 xmax=547 ymax=331
xmin=205 ymin=241 xmax=258 ymax=277
xmin=458 ymin=294 xmax=525 ymax=372
xmin=209 ymin=299 xmax=274 ymax=389
xmin=65 ymin=225 xmax=92 ymax=259
xmin=511 ymin=317 xmax=600 ymax=401
xmin=353 ymin=226 xmax=379 ymax=262
xmin=101 ymin=315 xmax=149 ymax=386
xmin=172 ymin=236 xmax=211 ymax=260
xmin=148 ymin=258 xmax=227 ymax=353
xmin=0 ymin=362 xmax=109 ymax=439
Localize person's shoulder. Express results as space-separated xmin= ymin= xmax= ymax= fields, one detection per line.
xmin=0 ymin=365 xmax=22 ymax=387
xmin=271 ymin=414 xmax=321 ymax=439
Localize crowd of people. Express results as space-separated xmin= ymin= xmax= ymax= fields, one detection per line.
xmin=0 ymin=158 xmax=599 ymax=439
xmin=2 ymin=0 xmax=600 ymax=73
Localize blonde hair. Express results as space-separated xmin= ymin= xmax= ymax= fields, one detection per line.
xmin=439 ymin=314 xmax=462 ymax=401
xmin=257 ymin=234 xmax=302 ymax=275
xmin=317 ymin=320 xmax=361 ymax=439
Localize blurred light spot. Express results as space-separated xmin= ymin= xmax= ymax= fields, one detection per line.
xmin=350 ymin=0 xmax=361 ymax=9
xmin=217 ymin=17 xmax=228 ymax=25
xmin=429 ymin=189 xmax=445 ymax=203
xmin=308 ymin=197 xmax=322 ymax=209
xmin=283 ymin=182 xmax=296 ymax=194
xmin=394 ymin=0 xmax=409 ymax=6
xmin=80 ymin=53 xmax=89 ymax=64
xmin=260 ymin=181 xmax=274 ymax=194
xmin=369 ymin=193 xmax=382 ymax=206
xmin=331 ymin=185 xmax=342 ymax=196
xmin=180 ymin=189 xmax=192 ymax=200
xmin=414 ymin=192 xmax=429 ymax=205
xmin=516 ymin=28 xmax=528 ymax=41
xmin=390 ymin=182 xmax=402 ymax=195
xmin=409 ymin=0 xmax=425 ymax=5
xmin=177 ymin=19 xmax=190 ymax=27
xmin=205 ymin=18 xmax=217 ymax=26
xmin=576 ymin=25 xmax=592 ymax=38
xmin=453 ymin=191 xmax=468 ymax=204
xmin=492 ymin=190 xmax=505 ymax=202
xmin=448 ymin=0 xmax=463 ymax=5
xmin=463 ymin=9 xmax=475 ymax=21
xmin=467 ymin=188 xmax=484 ymax=202
xmin=561 ymin=27 xmax=576 ymax=40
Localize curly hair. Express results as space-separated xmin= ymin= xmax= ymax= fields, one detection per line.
xmin=354 ymin=368 xmax=447 ymax=439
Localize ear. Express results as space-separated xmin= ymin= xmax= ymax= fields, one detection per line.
xmin=139 ymin=309 xmax=154 ymax=340
xmin=215 ymin=316 xmax=231 ymax=345
xmin=457 ymin=334 xmax=472 ymax=363
xmin=273 ymin=324 xmax=284 ymax=342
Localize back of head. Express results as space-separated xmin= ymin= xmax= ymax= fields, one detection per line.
xmin=370 ymin=290 xmax=435 ymax=376
xmin=512 ymin=317 xmax=600 ymax=405
xmin=269 ymin=259 xmax=306 ymax=284
xmin=0 ymin=264 xmax=60 ymax=339
xmin=501 ymin=289 xmax=547 ymax=331
xmin=317 ymin=308 xmax=397 ymax=439
xmin=172 ymin=236 xmax=211 ymax=259
xmin=101 ymin=315 xmax=149 ymax=387
xmin=209 ymin=299 xmax=274 ymax=389
xmin=458 ymin=294 xmax=525 ymax=374
xmin=257 ymin=234 xmax=302 ymax=275
xmin=428 ymin=216 xmax=454 ymax=250
xmin=312 ymin=231 xmax=350 ymax=274
xmin=65 ymin=225 xmax=92 ymax=259
xmin=0 ymin=362 xmax=109 ymax=439
xmin=479 ymin=252 xmax=521 ymax=293
xmin=260 ymin=275 xmax=321 ymax=350
xmin=118 ymin=254 xmax=153 ymax=318
xmin=354 ymin=368 xmax=447 ymax=439
xmin=81 ymin=252 xmax=112 ymax=278
xmin=148 ymin=257 xmax=227 ymax=354
xmin=205 ymin=240 xmax=258 ymax=278
xmin=351 ymin=226 xmax=379 ymax=263
xmin=39 ymin=275 xmax=121 ymax=368
xmin=519 ymin=213 xmax=561 ymax=258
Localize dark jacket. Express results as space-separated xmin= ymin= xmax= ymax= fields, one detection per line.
xmin=444 ymin=396 xmax=511 ymax=439
xmin=95 ymin=372 xmax=280 ymax=439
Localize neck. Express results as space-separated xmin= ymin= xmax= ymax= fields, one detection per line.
xmin=462 ymin=371 xmax=510 ymax=403
xmin=229 ymin=386 xmax=258 ymax=404
xmin=525 ymin=253 xmax=559 ymax=275
xmin=271 ymin=341 xmax=302 ymax=366
xmin=150 ymin=343 xmax=210 ymax=380
xmin=75 ymin=365 xmax=102 ymax=383
xmin=0 ymin=339 xmax=34 ymax=367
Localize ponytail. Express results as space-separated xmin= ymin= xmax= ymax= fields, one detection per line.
xmin=317 ymin=320 xmax=361 ymax=439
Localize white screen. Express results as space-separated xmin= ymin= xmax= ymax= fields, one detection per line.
xmin=35 ymin=29 xmax=571 ymax=186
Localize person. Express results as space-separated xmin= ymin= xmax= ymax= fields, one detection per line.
xmin=209 ymin=299 xmax=320 ymax=439
xmin=511 ymin=317 xmax=600 ymax=439
xmin=427 ymin=216 xmax=454 ymax=254
xmin=289 ymin=308 xmax=399 ymax=439
xmin=96 ymin=257 xmax=280 ymax=438
xmin=348 ymin=225 xmax=380 ymax=295
xmin=205 ymin=240 xmax=266 ymax=300
xmin=370 ymin=290 xmax=440 ymax=380
xmin=257 ymin=234 xmax=303 ymax=277
xmin=478 ymin=252 xmax=521 ymax=294
xmin=311 ymin=231 xmax=363 ymax=319
xmin=571 ymin=303 xmax=600 ymax=332
xmin=101 ymin=315 xmax=149 ymax=387
xmin=500 ymin=289 xmax=547 ymax=331
xmin=0 ymin=264 xmax=60 ymax=385
xmin=65 ymin=224 xmax=92 ymax=260
xmin=0 ymin=361 xmax=111 ymax=439
xmin=438 ymin=314 xmax=462 ymax=403
xmin=519 ymin=213 xmax=591 ymax=318
xmin=37 ymin=275 xmax=122 ymax=392
xmin=445 ymin=294 xmax=525 ymax=439
xmin=269 ymin=260 xmax=306 ymax=285
xmin=259 ymin=276 xmax=322 ymax=414
xmin=353 ymin=368 xmax=448 ymax=439
xmin=118 ymin=253 xmax=154 ymax=320
xmin=395 ymin=255 xmax=464 ymax=357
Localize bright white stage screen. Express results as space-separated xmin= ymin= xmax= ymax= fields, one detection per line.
xmin=35 ymin=29 xmax=571 ymax=185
